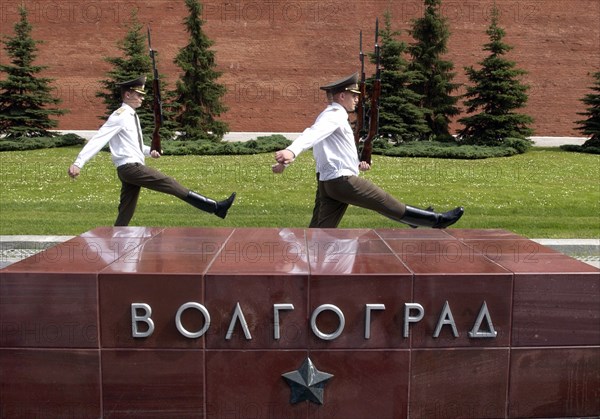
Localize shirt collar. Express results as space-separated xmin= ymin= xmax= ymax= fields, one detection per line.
xmin=121 ymin=103 xmax=136 ymax=114
xmin=329 ymin=101 xmax=349 ymax=118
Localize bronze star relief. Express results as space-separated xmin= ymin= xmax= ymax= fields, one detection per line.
xmin=282 ymin=357 xmax=334 ymax=405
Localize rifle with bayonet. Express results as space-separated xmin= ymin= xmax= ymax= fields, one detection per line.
xmin=147 ymin=26 xmax=163 ymax=153
xmin=354 ymin=30 xmax=367 ymax=145
xmin=359 ymin=18 xmax=381 ymax=166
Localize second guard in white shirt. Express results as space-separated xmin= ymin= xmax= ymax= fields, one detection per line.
xmin=274 ymin=73 xmax=464 ymax=229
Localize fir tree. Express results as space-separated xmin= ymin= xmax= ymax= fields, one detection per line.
xmin=375 ymin=11 xmax=429 ymax=142
xmin=576 ymin=71 xmax=600 ymax=148
xmin=0 ymin=5 xmax=66 ymax=138
xmin=96 ymin=10 xmax=176 ymax=140
xmin=408 ymin=0 xmax=460 ymax=141
xmin=174 ymin=0 xmax=229 ymax=141
xmin=458 ymin=5 xmax=533 ymax=145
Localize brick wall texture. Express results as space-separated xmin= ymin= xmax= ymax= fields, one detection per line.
xmin=0 ymin=0 xmax=599 ymax=136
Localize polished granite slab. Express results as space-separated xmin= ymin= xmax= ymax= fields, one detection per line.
xmin=1 ymin=227 xmax=598 ymax=418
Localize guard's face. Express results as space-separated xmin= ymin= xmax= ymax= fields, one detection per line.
xmin=125 ymin=90 xmax=144 ymax=109
xmin=339 ymin=91 xmax=359 ymax=112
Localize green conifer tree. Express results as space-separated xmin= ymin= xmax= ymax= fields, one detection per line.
xmin=408 ymin=0 xmax=460 ymax=141
xmin=0 ymin=5 xmax=66 ymax=138
xmin=173 ymin=0 xmax=229 ymax=142
xmin=458 ymin=5 xmax=533 ymax=145
xmin=376 ymin=11 xmax=429 ymax=142
xmin=576 ymin=71 xmax=600 ymax=148
xmin=96 ymin=10 xmax=176 ymax=140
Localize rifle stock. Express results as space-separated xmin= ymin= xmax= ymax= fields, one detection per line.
xmin=358 ymin=18 xmax=381 ymax=165
xmin=361 ymin=78 xmax=380 ymax=164
xmin=354 ymin=31 xmax=366 ymax=145
xmin=148 ymin=26 xmax=163 ymax=153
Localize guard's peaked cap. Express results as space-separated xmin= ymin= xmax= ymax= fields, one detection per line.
xmin=319 ymin=73 xmax=361 ymax=95
xmin=118 ymin=76 xmax=146 ymax=95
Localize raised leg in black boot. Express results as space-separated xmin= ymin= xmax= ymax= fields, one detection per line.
xmin=183 ymin=191 xmax=236 ymax=219
xmin=400 ymin=205 xmax=464 ymax=229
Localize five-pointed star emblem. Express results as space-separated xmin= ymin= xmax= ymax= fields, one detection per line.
xmin=282 ymin=357 xmax=334 ymax=405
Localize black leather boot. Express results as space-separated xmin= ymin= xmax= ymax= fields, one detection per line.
xmin=409 ymin=206 xmax=434 ymax=229
xmin=401 ymin=205 xmax=464 ymax=229
xmin=183 ymin=191 xmax=236 ymax=219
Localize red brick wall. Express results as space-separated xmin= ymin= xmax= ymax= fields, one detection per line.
xmin=0 ymin=0 xmax=598 ymax=135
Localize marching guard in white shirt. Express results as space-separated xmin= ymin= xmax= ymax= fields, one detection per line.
xmin=68 ymin=76 xmax=235 ymax=226
xmin=274 ymin=73 xmax=464 ymax=229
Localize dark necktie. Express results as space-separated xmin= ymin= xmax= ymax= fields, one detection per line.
xmin=134 ymin=113 xmax=144 ymax=152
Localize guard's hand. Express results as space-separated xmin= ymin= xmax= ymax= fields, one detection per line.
xmin=359 ymin=161 xmax=371 ymax=171
xmin=271 ymin=163 xmax=286 ymax=174
xmin=150 ymin=150 xmax=161 ymax=158
xmin=68 ymin=164 xmax=80 ymax=178
xmin=275 ymin=149 xmax=295 ymax=165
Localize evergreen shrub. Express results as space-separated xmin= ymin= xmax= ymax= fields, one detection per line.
xmin=0 ymin=134 xmax=84 ymax=151
xmin=373 ymin=140 xmax=524 ymax=159
xmin=162 ymin=134 xmax=291 ymax=156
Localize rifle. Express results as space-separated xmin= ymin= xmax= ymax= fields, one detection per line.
xmin=147 ymin=26 xmax=163 ymax=153
xmin=354 ymin=30 xmax=366 ymax=145
xmin=359 ymin=18 xmax=381 ymax=166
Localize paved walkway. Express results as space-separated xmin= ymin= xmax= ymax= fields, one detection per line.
xmin=65 ymin=131 xmax=590 ymax=147
xmin=1 ymin=235 xmax=598 ymax=270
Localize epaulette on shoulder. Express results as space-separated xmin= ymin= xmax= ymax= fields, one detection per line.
xmin=114 ymin=107 xmax=127 ymax=115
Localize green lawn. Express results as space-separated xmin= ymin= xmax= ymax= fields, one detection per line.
xmin=0 ymin=146 xmax=598 ymax=238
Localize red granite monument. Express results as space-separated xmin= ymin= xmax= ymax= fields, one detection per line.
xmin=1 ymin=227 xmax=598 ymax=418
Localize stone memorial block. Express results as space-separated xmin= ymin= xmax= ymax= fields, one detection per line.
xmin=1 ymin=227 xmax=598 ymax=418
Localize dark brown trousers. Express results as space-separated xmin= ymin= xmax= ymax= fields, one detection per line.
xmin=308 ymin=172 xmax=320 ymax=228
xmin=115 ymin=163 xmax=189 ymax=226
xmin=316 ymin=175 xmax=407 ymax=228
